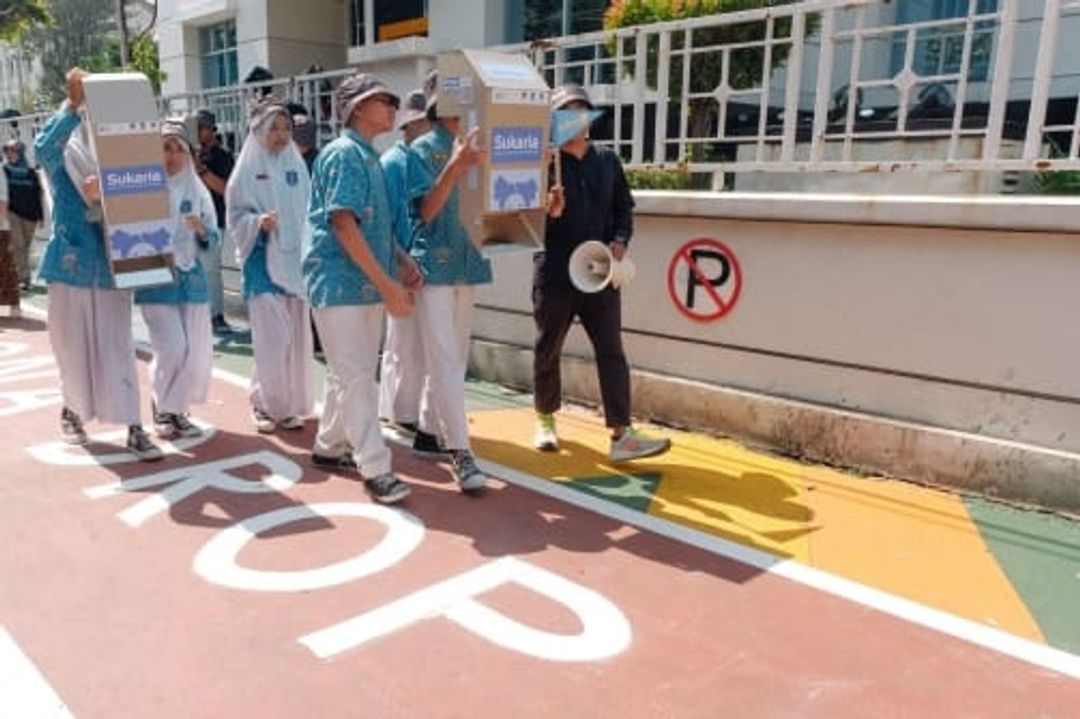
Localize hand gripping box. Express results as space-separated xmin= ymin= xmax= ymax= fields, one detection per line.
xmin=436 ymin=50 xmax=551 ymax=255
xmin=82 ymin=73 xmax=174 ymax=289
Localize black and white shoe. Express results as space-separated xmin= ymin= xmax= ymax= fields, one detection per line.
xmin=60 ymin=407 xmax=88 ymax=445
xmin=411 ymin=429 xmax=449 ymax=459
xmin=311 ymin=452 xmax=358 ymax=471
xmin=153 ymin=410 xmax=178 ymax=439
xmin=127 ymin=425 xmax=164 ymax=462
xmin=171 ymin=413 xmax=202 ymax=438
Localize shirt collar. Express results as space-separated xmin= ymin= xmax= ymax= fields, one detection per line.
xmin=343 ymin=127 xmax=376 ymax=154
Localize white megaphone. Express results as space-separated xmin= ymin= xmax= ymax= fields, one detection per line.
xmin=568 ymin=240 xmax=636 ymax=293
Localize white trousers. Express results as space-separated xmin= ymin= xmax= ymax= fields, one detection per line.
xmin=248 ymin=293 xmax=313 ymax=420
xmin=378 ymin=312 xmax=425 ymax=425
xmin=415 ymin=284 xmax=474 ymax=451
xmin=140 ymin=302 xmax=212 ymax=415
xmin=313 ymin=304 xmax=391 ymax=478
xmin=47 ymin=283 xmax=140 ymax=425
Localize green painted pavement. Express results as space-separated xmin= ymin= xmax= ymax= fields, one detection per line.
xmin=563 ymin=472 xmax=663 ymax=513
xmin=967 ymin=497 xmax=1080 ymax=654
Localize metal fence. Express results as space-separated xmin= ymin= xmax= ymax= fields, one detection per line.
xmin=4 ymin=0 xmax=1080 ymax=180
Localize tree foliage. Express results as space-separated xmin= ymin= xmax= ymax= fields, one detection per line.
xmin=0 ymin=0 xmax=51 ymax=41
xmin=25 ymin=0 xmax=163 ymax=104
xmin=27 ymin=0 xmax=115 ymax=103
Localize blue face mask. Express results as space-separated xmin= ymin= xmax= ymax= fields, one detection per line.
xmin=551 ymin=109 xmax=603 ymax=147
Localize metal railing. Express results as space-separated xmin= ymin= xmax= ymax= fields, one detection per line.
xmin=499 ymin=0 xmax=1080 ymax=175
xmin=3 ymin=0 xmax=1079 ymax=180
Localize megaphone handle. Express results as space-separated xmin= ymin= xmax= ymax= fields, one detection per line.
xmin=552 ymin=144 xmax=562 ymax=188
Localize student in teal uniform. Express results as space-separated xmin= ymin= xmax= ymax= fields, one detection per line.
xmin=404 ymin=83 xmax=490 ymax=492
xmin=33 ymin=67 xmax=162 ymax=460
xmin=303 ymin=72 xmax=419 ymax=505
xmin=134 ymin=120 xmax=216 ymax=439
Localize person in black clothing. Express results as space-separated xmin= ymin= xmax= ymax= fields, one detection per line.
xmin=3 ymin=140 xmax=43 ymax=289
xmin=534 ymin=84 xmax=671 ymax=463
xmin=194 ymin=109 xmax=235 ymax=334
xmin=291 ymin=110 xmax=323 ymax=355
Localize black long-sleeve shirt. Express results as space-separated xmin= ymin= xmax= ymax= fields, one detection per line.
xmin=536 ymin=143 xmax=634 ymax=287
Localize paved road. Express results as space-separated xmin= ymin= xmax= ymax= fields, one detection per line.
xmin=2 ymin=309 xmax=1079 ymax=717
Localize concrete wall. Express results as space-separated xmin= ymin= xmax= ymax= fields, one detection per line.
xmin=473 ymin=192 xmax=1080 ymax=457
xmin=158 ymin=0 xmax=348 ymax=95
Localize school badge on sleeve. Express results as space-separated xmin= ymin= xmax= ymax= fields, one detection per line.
xmin=286 ymin=170 xmax=299 ymax=187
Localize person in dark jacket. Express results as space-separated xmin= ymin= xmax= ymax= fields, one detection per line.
xmin=3 ymin=139 xmax=43 ymax=288
xmin=534 ymin=84 xmax=671 ymax=462
xmin=194 ymin=109 xmax=236 ymax=333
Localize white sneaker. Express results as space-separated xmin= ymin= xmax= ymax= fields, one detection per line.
xmin=533 ymin=413 xmax=558 ymax=452
xmin=610 ymin=427 xmax=671 ymax=463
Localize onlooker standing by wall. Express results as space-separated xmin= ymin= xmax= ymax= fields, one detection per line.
xmin=3 ymin=140 xmax=43 ymax=289
xmin=194 ymin=109 xmax=235 ymax=334
xmin=0 ymin=159 xmax=21 ymax=317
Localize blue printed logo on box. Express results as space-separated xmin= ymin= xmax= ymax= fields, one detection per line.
xmin=101 ymin=165 xmax=166 ymax=197
xmin=490 ymin=126 xmax=543 ymax=164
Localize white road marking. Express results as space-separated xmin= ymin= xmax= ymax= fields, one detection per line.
xmin=0 ymin=627 xmax=76 ymax=719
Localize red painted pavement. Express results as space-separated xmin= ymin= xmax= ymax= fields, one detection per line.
xmin=1 ymin=319 xmax=1078 ymax=718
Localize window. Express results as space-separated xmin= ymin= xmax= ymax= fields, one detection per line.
xmin=524 ymin=0 xmax=606 ymax=42
xmin=350 ymin=0 xmax=428 ymax=46
xmin=890 ymin=0 xmax=998 ymax=81
xmin=200 ymin=20 xmax=238 ymax=89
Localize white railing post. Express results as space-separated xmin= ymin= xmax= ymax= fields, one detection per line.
xmin=983 ymin=0 xmax=1017 ymax=164
xmin=810 ymin=6 xmax=836 ymax=163
xmin=654 ymin=29 xmax=671 ymax=165
xmin=946 ymin=0 xmax=978 ymax=163
xmin=755 ymin=16 xmax=775 ymax=164
xmin=679 ymin=28 xmax=693 ymax=165
xmin=1023 ymin=0 xmax=1061 ymax=161
xmin=631 ymin=29 xmax=647 ymax=165
xmin=780 ymin=10 xmax=805 ymax=163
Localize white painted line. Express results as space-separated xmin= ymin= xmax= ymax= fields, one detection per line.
xmin=472 ymin=456 xmax=1080 ymax=681
xmin=0 ymin=626 xmax=76 ymax=719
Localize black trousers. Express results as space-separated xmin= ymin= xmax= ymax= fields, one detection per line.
xmin=532 ymin=278 xmax=631 ymax=428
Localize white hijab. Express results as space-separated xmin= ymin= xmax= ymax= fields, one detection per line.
xmin=226 ymin=104 xmax=311 ymax=295
xmin=164 ymin=132 xmax=217 ymax=272
xmin=63 ymin=110 xmax=98 ymax=208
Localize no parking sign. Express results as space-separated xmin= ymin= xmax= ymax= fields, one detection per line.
xmin=667 ymin=238 xmax=742 ymax=322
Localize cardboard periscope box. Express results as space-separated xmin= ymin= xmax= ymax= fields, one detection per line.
xmin=436 ymin=50 xmax=551 ymax=255
xmin=83 ymin=73 xmax=174 ymax=289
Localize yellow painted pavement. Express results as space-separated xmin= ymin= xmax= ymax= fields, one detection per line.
xmin=468 ymin=405 xmax=1045 ymax=644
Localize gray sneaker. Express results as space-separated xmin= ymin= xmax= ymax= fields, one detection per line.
xmin=609 ymin=427 xmax=671 ymax=463
xmin=364 ymin=473 xmax=412 ymax=504
xmin=451 ymin=450 xmax=488 ymax=493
